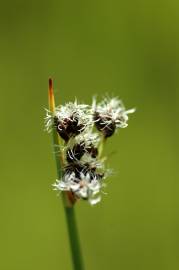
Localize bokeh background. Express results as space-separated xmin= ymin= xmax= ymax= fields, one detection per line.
xmin=0 ymin=1 xmax=178 ymax=269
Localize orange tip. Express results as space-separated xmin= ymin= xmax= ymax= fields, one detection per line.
xmin=48 ymin=78 xmax=55 ymax=113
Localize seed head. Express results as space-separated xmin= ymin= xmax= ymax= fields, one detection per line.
xmin=46 ymin=93 xmax=135 ymax=205
xmin=45 ymin=101 xmax=92 ymax=142
xmin=93 ymin=97 xmax=135 ymax=138
xmin=53 ymin=171 xmax=104 ymax=205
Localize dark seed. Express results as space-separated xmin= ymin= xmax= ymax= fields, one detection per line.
xmin=66 ymin=143 xmax=86 ymax=163
xmin=64 ymin=162 xmax=104 ymax=183
xmin=54 ymin=117 xmax=70 ymax=142
xmin=54 ymin=115 xmax=86 ymax=142
xmin=86 ymin=145 xmax=98 ymax=158
xmin=65 ymin=163 xmax=84 ymax=180
xmin=94 ymin=112 xmax=116 ymax=138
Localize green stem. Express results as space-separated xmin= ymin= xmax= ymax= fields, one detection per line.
xmin=64 ymin=206 xmax=84 ymax=270
xmin=98 ymin=136 xmax=106 ymax=158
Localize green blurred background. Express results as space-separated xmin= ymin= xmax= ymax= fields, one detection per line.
xmin=0 ymin=1 xmax=178 ymax=269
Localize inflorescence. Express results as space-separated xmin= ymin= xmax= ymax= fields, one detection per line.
xmin=45 ymin=97 xmax=135 ymax=205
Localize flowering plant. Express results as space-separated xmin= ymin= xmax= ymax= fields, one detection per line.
xmin=45 ymin=79 xmax=135 ymax=270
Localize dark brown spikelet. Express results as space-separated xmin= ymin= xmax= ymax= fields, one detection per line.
xmin=54 ymin=117 xmax=70 ymax=142
xmin=54 ymin=115 xmax=86 ymax=142
xmin=66 ymin=143 xmax=86 ymax=163
xmin=86 ymin=145 xmax=98 ymax=158
xmin=64 ymin=161 xmax=104 ymax=185
xmin=81 ymin=163 xmax=104 ymax=181
xmin=64 ymin=163 xmax=84 ymax=180
xmin=66 ymin=116 xmax=83 ymax=136
xmin=94 ymin=112 xmax=116 ymax=138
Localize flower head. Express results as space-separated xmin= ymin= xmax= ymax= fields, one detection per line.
xmin=54 ymin=171 xmax=105 ymax=205
xmin=45 ymin=101 xmax=92 ymax=142
xmin=65 ymin=132 xmax=100 ymax=163
xmin=46 ymin=93 xmax=135 ymax=205
xmin=93 ymin=97 xmax=135 ymax=138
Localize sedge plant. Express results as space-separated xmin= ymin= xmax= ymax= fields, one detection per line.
xmin=45 ymin=78 xmax=135 ymax=270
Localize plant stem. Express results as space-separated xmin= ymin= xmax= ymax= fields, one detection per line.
xmin=48 ymin=78 xmax=84 ymax=270
xmin=65 ymin=206 xmax=84 ymax=270
xmin=98 ymin=136 xmax=106 ymax=158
